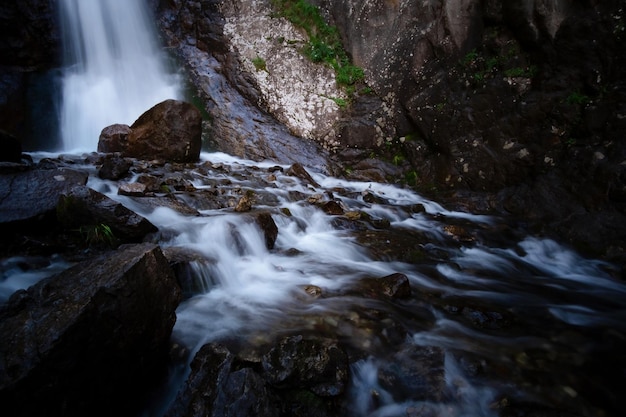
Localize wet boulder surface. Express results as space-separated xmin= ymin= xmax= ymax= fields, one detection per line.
xmin=0 ymin=243 xmax=182 ymax=417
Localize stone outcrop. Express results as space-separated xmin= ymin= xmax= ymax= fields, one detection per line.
xmin=0 ymin=0 xmax=60 ymax=145
xmin=156 ymin=0 xmax=332 ymax=173
xmin=57 ymin=186 xmax=158 ymax=243
xmin=0 ymin=167 xmax=88 ymax=229
xmin=0 ymin=243 xmax=182 ymax=417
xmin=98 ymin=100 xmax=203 ymax=163
xmin=154 ymin=0 xmax=625 ymax=261
xmin=166 ymin=336 xmax=348 ymax=417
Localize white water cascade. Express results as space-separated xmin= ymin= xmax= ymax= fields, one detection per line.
xmin=59 ymin=0 xmax=181 ymax=152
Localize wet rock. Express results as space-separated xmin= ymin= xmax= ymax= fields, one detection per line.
xmin=118 ymin=182 xmax=147 ymax=197
xmin=461 ymin=306 xmax=511 ymax=330
xmin=166 ymin=343 xmax=280 ymax=417
xmin=162 ymin=246 xmax=217 ymax=298
xmin=0 ymin=243 xmax=181 ymax=417
xmin=321 ymin=200 xmax=344 ymax=215
xmin=97 ymin=153 xmax=133 ymax=180
xmin=234 ymin=191 xmax=254 ymax=212
xmin=127 ymin=99 xmax=202 ymax=162
xmin=97 ymin=124 xmax=131 ymax=154
xmin=357 ymin=273 xmax=412 ymax=300
xmin=262 ymin=335 xmax=348 ymax=397
xmin=252 ymin=211 xmax=278 ymax=250
xmin=57 ymin=186 xmax=157 ymax=243
xmin=378 ymin=345 xmax=446 ymax=403
xmin=286 ymin=163 xmax=320 ymax=188
xmin=355 ymin=229 xmax=428 ymax=263
xmin=0 ymin=167 xmax=88 ymax=230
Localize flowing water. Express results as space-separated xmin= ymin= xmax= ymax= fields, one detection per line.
xmin=3 ymin=0 xmax=623 ymax=416
xmin=58 ymin=0 xmax=181 ymax=152
xmin=80 ymin=153 xmax=624 ymax=417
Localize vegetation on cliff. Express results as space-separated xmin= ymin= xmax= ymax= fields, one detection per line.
xmin=271 ymin=0 xmax=364 ymax=89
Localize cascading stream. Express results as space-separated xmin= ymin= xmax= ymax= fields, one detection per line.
xmin=58 ymin=0 xmax=181 ymax=152
xmin=2 ymin=1 xmax=619 ymax=416
xmin=82 ymin=153 xmax=624 ymax=417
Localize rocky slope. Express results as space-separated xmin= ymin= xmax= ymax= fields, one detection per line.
xmin=155 ymin=0 xmax=626 ymax=265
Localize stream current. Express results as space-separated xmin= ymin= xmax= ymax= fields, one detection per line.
xmin=90 ymin=154 xmax=626 ymax=416
xmin=3 ymin=0 xmax=623 ymax=415
xmin=1 ymin=151 xmax=624 ymax=416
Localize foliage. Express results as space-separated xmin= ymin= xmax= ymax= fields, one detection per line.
xmin=252 ymin=56 xmax=267 ymax=72
xmin=566 ymin=91 xmax=590 ymax=105
xmin=461 ymin=44 xmax=537 ymax=86
xmin=78 ymin=223 xmax=117 ymax=247
xmin=271 ymin=0 xmax=365 ymax=88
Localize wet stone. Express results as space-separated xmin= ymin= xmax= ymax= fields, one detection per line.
xmin=118 ymin=182 xmax=147 ymax=196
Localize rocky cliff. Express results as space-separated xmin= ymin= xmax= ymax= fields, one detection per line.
xmin=155 ymin=0 xmax=626 ymax=263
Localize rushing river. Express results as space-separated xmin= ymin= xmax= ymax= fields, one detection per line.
xmin=82 ymin=152 xmax=622 ymax=417
xmin=3 ymin=0 xmax=621 ymax=415
xmin=1 ymin=150 xmax=624 ymax=417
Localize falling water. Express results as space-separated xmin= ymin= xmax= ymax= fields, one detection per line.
xmin=58 ymin=0 xmax=181 ymax=152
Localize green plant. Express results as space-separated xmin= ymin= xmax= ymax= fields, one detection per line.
xmin=392 ymin=154 xmax=405 ymax=166
xmin=271 ymin=0 xmax=365 ymax=89
xmin=405 ymin=170 xmax=419 ymax=186
xmin=566 ymin=91 xmax=590 ymax=105
xmin=252 ymin=56 xmax=267 ymax=72
xmin=78 ymin=223 xmax=117 ymax=247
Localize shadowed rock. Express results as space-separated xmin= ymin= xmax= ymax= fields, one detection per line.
xmin=0 ymin=243 xmax=182 ymax=417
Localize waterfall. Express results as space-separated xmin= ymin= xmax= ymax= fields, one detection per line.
xmin=59 ymin=0 xmax=181 ymax=152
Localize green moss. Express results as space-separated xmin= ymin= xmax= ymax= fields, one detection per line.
xmin=271 ymin=0 xmax=365 ymax=89
xmin=252 ymin=56 xmax=267 ymax=72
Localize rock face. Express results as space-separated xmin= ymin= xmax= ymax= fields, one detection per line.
xmin=98 ymin=100 xmax=203 ymax=163
xmin=0 ymin=0 xmax=60 ymax=143
xmin=156 ymin=0 xmax=332 ymax=173
xmin=0 ymin=167 xmax=88 ymax=229
xmin=166 ymin=336 xmax=348 ymax=417
xmin=0 ymin=243 xmax=182 ymax=417
xmin=155 ymin=0 xmax=626 ymax=261
xmin=0 ymin=130 xmax=22 ymax=162
xmin=57 ymin=186 xmax=158 ymax=243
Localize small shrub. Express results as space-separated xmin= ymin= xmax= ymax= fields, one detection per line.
xmin=252 ymin=56 xmax=267 ymax=72
xmin=566 ymin=91 xmax=590 ymax=105
xmin=78 ymin=223 xmax=117 ymax=247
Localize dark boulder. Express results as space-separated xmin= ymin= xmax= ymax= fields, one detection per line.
xmin=97 ymin=153 xmax=133 ymax=180
xmin=262 ymin=335 xmax=348 ymax=397
xmin=97 ymin=124 xmax=132 ymax=154
xmin=0 ymin=243 xmax=182 ymax=417
xmin=286 ymin=163 xmax=320 ymax=188
xmin=0 ymin=167 xmax=88 ymax=229
xmin=127 ymin=99 xmax=203 ymax=162
xmin=166 ymin=343 xmax=280 ymax=417
xmin=252 ymin=211 xmax=278 ymax=250
xmin=57 ymin=186 xmax=157 ymax=243
xmin=357 ymin=273 xmax=412 ymax=300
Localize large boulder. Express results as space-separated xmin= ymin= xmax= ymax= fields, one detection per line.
xmin=97 ymin=124 xmax=131 ymax=154
xmin=57 ymin=186 xmax=158 ymax=243
xmin=166 ymin=343 xmax=280 ymax=417
xmin=129 ymin=99 xmax=202 ymax=162
xmin=0 ymin=167 xmax=88 ymax=229
xmin=0 ymin=243 xmax=182 ymax=417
